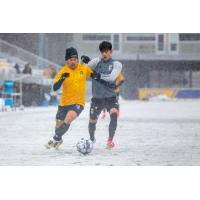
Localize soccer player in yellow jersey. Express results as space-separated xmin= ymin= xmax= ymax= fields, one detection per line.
xmin=45 ymin=47 xmax=94 ymax=149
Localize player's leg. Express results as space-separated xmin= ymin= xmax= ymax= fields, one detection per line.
xmin=106 ymin=98 xmax=119 ymax=148
xmin=109 ymin=108 xmax=118 ymax=139
xmin=88 ymin=118 xmax=97 ymax=142
xmin=46 ymin=105 xmax=83 ymax=149
xmin=46 ymin=119 xmax=65 ymax=149
xmin=53 ymin=110 xmax=76 ymax=141
xmin=54 ymin=105 xmax=83 ymax=141
xmin=116 ymin=93 xmax=120 ymax=118
xmin=88 ymin=98 xmax=103 ymax=142
xmin=46 ymin=105 xmax=67 ymax=149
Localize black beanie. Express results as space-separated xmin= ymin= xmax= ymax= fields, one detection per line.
xmin=65 ymin=47 xmax=78 ymax=61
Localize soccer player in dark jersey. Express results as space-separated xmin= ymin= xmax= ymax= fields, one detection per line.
xmin=83 ymin=41 xmax=122 ymax=149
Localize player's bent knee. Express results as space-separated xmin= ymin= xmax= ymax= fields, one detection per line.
xmin=109 ymin=108 xmax=118 ymax=115
xmin=110 ymin=112 xmax=118 ymax=119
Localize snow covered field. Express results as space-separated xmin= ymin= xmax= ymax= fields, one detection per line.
xmin=1 ymin=99 xmax=200 ymax=166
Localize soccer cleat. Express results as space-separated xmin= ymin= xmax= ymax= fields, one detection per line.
xmin=90 ymin=137 xmax=96 ymax=144
xmin=106 ymin=138 xmax=115 ymax=149
xmin=45 ymin=137 xmax=63 ymax=149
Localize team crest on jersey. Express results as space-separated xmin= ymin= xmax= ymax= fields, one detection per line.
xmin=80 ymin=71 xmax=83 ymax=75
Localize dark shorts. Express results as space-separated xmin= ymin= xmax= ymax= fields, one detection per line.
xmin=56 ymin=104 xmax=84 ymax=121
xmin=89 ymin=97 xmax=119 ymax=120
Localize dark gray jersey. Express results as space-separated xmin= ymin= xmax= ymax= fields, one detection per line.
xmin=88 ymin=57 xmax=122 ymax=98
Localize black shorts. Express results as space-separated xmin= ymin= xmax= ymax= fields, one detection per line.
xmin=56 ymin=104 xmax=84 ymax=121
xmin=89 ymin=97 xmax=119 ymax=120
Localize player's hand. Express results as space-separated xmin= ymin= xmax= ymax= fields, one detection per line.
xmin=114 ymin=85 xmax=118 ymax=89
xmin=91 ymin=71 xmax=101 ymax=80
xmin=105 ymin=82 xmax=116 ymax=89
xmin=61 ymin=73 xmax=70 ymax=80
xmin=109 ymin=83 xmax=117 ymax=89
xmin=81 ymin=55 xmax=91 ymax=64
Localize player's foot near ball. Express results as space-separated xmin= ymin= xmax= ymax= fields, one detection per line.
xmin=45 ymin=137 xmax=63 ymax=149
xmin=106 ymin=138 xmax=115 ymax=149
xmin=90 ymin=137 xmax=96 ymax=144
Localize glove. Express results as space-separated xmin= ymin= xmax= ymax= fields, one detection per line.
xmin=105 ymin=82 xmax=116 ymax=89
xmin=91 ymin=71 xmax=101 ymax=80
xmin=94 ymin=79 xmax=116 ymax=89
xmin=61 ymin=72 xmax=70 ymax=80
xmin=81 ymin=55 xmax=91 ymax=64
xmin=110 ymin=83 xmax=117 ymax=89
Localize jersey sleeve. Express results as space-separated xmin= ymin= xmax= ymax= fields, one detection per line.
xmin=54 ymin=67 xmax=64 ymax=83
xmin=100 ymin=61 xmax=122 ymax=82
xmin=87 ymin=57 xmax=101 ymax=70
xmin=85 ymin=65 xmax=93 ymax=78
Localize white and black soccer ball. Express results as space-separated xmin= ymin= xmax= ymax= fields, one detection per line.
xmin=76 ymin=137 xmax=93 ymax=155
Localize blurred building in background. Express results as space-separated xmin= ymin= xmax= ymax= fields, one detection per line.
xmin=0 ymin=33 xmax=200 ymax=101
xmin=0 ymin=33 xmax=73 ymax=65
xmin=69 ymin=33 xmax=200 ymax=99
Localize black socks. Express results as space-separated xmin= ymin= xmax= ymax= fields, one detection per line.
xmin=109 ymin=113 xmax=118 ymax=140
xmin=88 ymin=122 xmax=96 ymax=141
xmin=54 ymin=123 xmax=70 ymax=141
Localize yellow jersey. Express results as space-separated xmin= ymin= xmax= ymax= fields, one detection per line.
xmin=115 ymin=73 xmax=124 ymax=94
xmin=54 ymin=63 xmax=93 ymax=107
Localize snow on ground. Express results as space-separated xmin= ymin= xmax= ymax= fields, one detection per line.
xmin=1 ymin=99 xmax=200 ymax=166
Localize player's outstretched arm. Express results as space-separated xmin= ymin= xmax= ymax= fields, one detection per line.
xmin=90 ymin=71 xmax=115 ymax=89
xmin=53 ymin=73 xmax=69 ymax=91
xmin=83 ymin=55 xmax=117 ymax=89
xmin=88 ymin=59 xmax=122 ymax=83
xmin=100 ymin=61 xmax=122 ymax=82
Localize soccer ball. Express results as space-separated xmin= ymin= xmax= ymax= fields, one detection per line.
xmin=76 ymin=137 xmax=93 ymax=155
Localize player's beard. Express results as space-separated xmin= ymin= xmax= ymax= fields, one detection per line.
xmin=68 ymin=63 xmax=78 ymax=70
